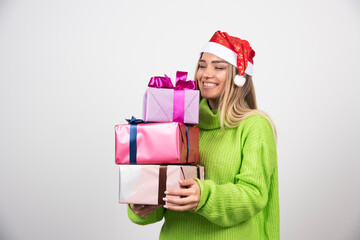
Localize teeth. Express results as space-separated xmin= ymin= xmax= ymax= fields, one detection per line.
xmin=203 ymin=82 xmax=217 ymax=87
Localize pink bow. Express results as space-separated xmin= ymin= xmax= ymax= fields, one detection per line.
xmin=148 ymin=71 xmax=196 ymax=90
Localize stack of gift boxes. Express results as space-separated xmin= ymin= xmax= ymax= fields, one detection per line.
xmin=115 ymin=71 xmax=204 ymax=205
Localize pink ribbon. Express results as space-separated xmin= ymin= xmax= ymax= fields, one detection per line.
xmin=148 ymin=71 xmax=196 ymax=123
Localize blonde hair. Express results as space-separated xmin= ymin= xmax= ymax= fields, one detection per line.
xmin=195 ymin=57 xmax=277 ymax=139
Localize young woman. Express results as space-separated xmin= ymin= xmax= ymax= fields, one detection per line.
xmin=128 ymin=30 xmax=279 ymax=240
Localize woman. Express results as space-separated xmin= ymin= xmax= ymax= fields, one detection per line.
xmin=128 ymin=30 xmax=279 ymax=240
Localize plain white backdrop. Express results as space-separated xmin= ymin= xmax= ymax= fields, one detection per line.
xmin=1 ymin=0 xmax=360 ymax=239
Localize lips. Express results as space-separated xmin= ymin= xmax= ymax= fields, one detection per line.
xmin=202 ymin=81 xmax=218 ymax=89
xmin=204 ymin=82 xmax=217 ymax=87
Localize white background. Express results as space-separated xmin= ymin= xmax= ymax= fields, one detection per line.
xmin=1 ymin=0 xmax=360 ymax=239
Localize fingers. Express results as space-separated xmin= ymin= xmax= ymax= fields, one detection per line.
xmin=129 ymin=179 xmax=200 ymax=215
xmin=163 ymin=187 xmax=199 ymax=206
xmin=137 ymin=206 xmax=158 ymax=217
xmin=166 ymin=179 xmax=199 ymax=197
xmin=165 ymin=187 xmax=194 ymax=197
xmin=130 ymin=204 xmax=161 ymax=217
xmin=163 ymin=179 xmax=200 ymax=212
xmin=179 ymin=178 xmax=197 ymax=187
xmin=136 ymin=207 xmax=156 ymax=217
xmin=163 ymin=195 xmax=198 ymax=211
xmin=130 ymin=204 xmax=145 ymax=210
xmin=163 ymin=194 xmax=199 ymax=206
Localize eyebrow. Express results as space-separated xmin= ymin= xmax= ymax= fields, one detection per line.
xmin=199 ymin=59 xmax=228 ymax=64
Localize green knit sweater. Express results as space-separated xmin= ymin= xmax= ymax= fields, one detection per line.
xmin=128 ymin=99 xmax=279 ymax=240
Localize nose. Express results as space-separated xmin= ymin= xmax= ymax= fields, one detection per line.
xmin=202 ymin=67 xmax=214 ymax=79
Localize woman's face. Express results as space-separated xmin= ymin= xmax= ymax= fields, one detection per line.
xmin=196 ymin=52 xmax=228 ymax=101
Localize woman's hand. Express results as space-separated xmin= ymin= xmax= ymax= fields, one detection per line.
xmin=129 ymin=204 xmax=161 ymax=217
xmin=163 ymin=179 xmax=200 ymax=211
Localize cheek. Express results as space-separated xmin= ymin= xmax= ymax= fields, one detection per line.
xmin=196 ymin=71 xmax=202 ymax=81
xmin=196 ymin=71 xmax=203 ymax=88
xmin=218 ymin=74 xmax=227 ymax=89
xmin=217 ymin=81 xmax=226 ymax=95
xmin=219 ymin=72 xmax=227 ymax=83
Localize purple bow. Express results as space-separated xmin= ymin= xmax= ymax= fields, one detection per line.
xmin=148 ymin=71 xmax=196 ymax=90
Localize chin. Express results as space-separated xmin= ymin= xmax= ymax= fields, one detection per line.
xmin=200 ymin=92 xmax=220 ymax=100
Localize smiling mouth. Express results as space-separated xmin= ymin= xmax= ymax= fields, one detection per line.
xmin=203 ymin=82 xmax=218 ymax=87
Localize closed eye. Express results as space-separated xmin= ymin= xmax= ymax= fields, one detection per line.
xmin=215 ymin=67 xmax=225 ymax=70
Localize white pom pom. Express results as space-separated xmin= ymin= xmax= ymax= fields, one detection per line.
xmin=234 ymin=75 xmax=246 ymax=87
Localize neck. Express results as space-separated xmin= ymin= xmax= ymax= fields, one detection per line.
xmin=208 ymin=98 xmax=219 ymax=110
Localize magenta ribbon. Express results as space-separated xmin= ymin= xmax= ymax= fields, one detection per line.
xmin=148 ymin=71 xmax=196 ymax=123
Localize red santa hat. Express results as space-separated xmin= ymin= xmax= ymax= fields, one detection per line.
xmin=201 ymin=30 xmax=255 ymax=87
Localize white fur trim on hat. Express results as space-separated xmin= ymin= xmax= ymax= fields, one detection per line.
xmin=244 ymin=62 xmax=253 ymax=76
xmin=201 ymin=41 xmax=253 ymax=76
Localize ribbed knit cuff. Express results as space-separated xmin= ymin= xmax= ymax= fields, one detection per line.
xmin=127 ymin=204 xmax=164 ymax=225
xmin=127 ymin=205 xmax=146 ymax=224
xmin=194 ymin=178 xmax=207 ymax=212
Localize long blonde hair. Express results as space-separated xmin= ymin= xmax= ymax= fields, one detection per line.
xmin=195 ymin=57 xmax=277 ymax=139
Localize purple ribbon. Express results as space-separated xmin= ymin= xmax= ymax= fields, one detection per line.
xmin=148 ymin=71 xmax=196 ymax=123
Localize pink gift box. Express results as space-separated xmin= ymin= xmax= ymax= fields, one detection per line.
xmin=118 ymin=165 xmax=205 ymax=205
xmin=115 ymin=122 xmax=199 ymax=164
xmin=143 ymin=88 xmax=199 ymax=124
xmin=143 ymin=71 xmax=200 ymax=124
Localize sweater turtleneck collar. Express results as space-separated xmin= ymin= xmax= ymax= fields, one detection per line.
xmin=197 ymin=98 xmax=221 ymax=130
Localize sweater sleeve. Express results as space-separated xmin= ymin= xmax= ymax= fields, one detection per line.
xmin=194 ymin=115 xmax=277 ymax=228
xmin=127 ymin=205 xmax=165 ymax=225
